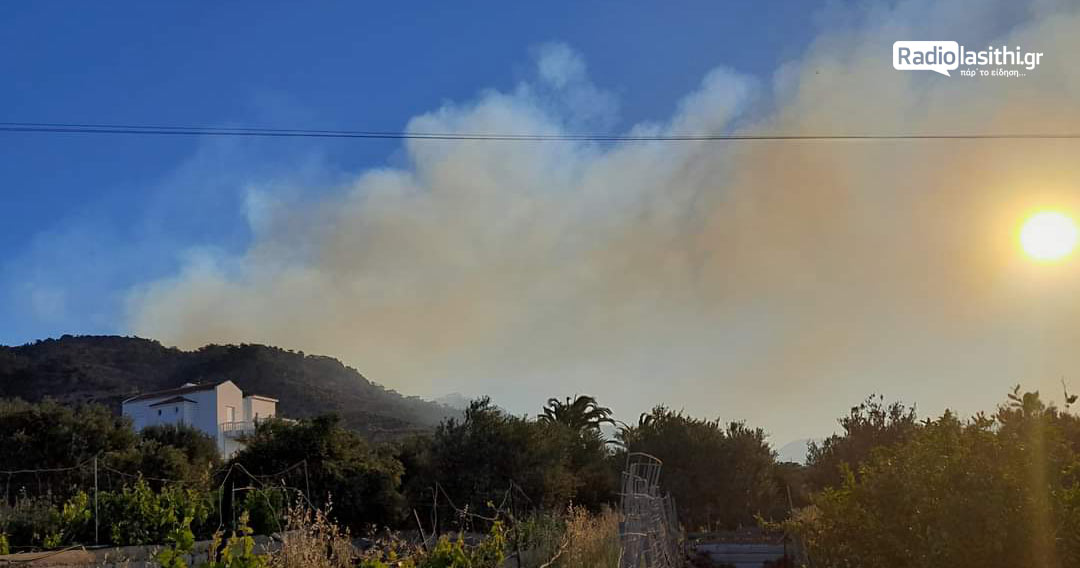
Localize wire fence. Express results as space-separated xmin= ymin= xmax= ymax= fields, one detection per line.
xmin=0 ymin=457 xmax=313 ymax=547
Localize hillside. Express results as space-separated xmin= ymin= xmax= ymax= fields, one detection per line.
xmin=0 ymin=335 xmax=458 ymax=438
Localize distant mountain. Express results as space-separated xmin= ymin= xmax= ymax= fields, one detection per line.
xmin=431 ymin=392 xmax=472 ymax=410
xmin=0 ymin=335 xmax=458 ymax=439
xmin=776 ymin=438 xmax=820 ymax=464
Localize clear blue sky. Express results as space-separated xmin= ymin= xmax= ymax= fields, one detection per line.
xmin=1 ymin=1 xmax=822 ymax=345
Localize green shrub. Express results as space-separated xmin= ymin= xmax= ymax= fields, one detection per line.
xmin=231 ymin=415 xmax=406 ymax=531
xmin=240 ymin=487 xmax=285 ymax=536
xmin=204 ymin=512 xmax=269 ymax=568
xmin=784 ymin=390 xmax=1080 ymax=567
xmin=1 ymin=491 xmax=63 ymax=549
xmin=43 ymin=490 xmax=92 ymax=548
xmin=155 ymin=516 xmax=196 ymax=568
xmin=100 ymin=478 xmax=210 ymax=546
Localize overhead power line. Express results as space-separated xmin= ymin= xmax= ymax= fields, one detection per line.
xmin=2 ymin=121 xmax=1080 ymax=141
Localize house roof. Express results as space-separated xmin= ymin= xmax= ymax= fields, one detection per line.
xmin=149 ymin=396 xmax=196 ymax=407
xmin=244 ymin=394 xmax=279 ymax=403
xmin=123 ymin=380 xmax=229 ymax=403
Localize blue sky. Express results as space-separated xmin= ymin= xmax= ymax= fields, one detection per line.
xmin=4 ymin=2 xmax=1080 ymax=442
xmin=1 ymin=1 xmax=822 ymax=344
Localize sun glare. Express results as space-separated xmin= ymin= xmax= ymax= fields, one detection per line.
xmin=1020 ymin=211 xmax=1079 ymax=262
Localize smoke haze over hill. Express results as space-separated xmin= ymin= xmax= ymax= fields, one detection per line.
xmin=109 ymin=1 xmax=1080 ymax=442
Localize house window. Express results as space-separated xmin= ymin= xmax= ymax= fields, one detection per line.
xmin=226 ymin=405 xmax=237 ymax=422
xmin=175 ymin=407 xmax=179 ymax=414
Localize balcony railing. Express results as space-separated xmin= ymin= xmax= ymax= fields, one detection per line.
xmin=220 ymin=420 xmax=255 ymax=438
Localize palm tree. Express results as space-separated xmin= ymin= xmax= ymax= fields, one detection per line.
xmin=539 ymin=395 xmax=615 ymax=432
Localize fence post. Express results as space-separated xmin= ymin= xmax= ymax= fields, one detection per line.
xmin=93 ymin=456 xmax=99 ymax=545
xmin=302 ymin=459 xmax=311 ymax=504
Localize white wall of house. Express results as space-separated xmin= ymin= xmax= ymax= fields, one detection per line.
xmin=122 ymin=380 xmax=277 ymax=458
xmin=244 ymin=396 xmax=276 ymax=422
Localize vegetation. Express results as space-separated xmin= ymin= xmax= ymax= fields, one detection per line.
xmin=10 ymin=343 xmax=1080 ymax=567
xmin=539 ymin=395 xmax=615 ymax=431
xmin=804 ymin=395 xmax=919 ymax=491
xmin=780 ymin=387 xmax=1080 ymax=567
xmin=399 ymin=397 xmax=617 ymax=527
xmin=618 ymin=405 xmax=782 ymax=530
xmin=0 ymin=335 xmax=456 ymax=437
xmin=232 ymin=415 xmax=406 ymax=529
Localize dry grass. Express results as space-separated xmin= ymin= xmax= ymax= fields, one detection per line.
xmin=527 ymin=505 xmax=621 ymax=568
xmin=557 ymin=506 xmax=621 ymax=568
xmin=264 ymin=501 xmax=621 ymax=568
xmin=270 ymin=500 xmax=354 ymax=568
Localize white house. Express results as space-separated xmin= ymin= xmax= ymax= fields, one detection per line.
xmin=122 ymin=380 xmax=278 ymax=457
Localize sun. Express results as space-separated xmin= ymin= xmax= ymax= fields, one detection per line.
xmin=1020 ymin=211 xmax=1079 ymax=262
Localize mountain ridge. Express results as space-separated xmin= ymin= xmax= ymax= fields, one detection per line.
xmin=0 ymin=334 xmax=458 ymax=438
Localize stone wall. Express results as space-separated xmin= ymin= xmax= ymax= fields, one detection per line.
xmin=0 ymin=535 xmax=278 ymax=567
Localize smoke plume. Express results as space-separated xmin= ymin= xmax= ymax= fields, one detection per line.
xmin=128 ymin=1 xmax=1080 ymax=442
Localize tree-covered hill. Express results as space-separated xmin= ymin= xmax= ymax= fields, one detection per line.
xmin=0 ymin=334 xmax=457 ymax=438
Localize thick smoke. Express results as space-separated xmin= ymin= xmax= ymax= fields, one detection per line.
xmin=128 ymin=1 xmax=1080 ymax=442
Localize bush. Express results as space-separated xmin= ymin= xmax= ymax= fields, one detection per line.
xmin=99 ymin=478 xmax=211 ymax=546
xmin=618 ymin=406 xmax=781 ymax=530
xmin=359 ymin=521 xmax=506 ymax=568
xmin=232 ymin=415 xmax=406 ymax=532
xmin=784 ymin=389 xmax=1080 ymax=567
xmin=805 ymin=395 xmax=918 ymax=491
xmin=107 ymin=424 xmax=221 ymax=490
xmin=241 ymin=487 xmax=286 ymax=536
xmin=0 ymin=399 xmax=137 ymax=498
xmin=206 ymin=512 xmax=270 ymax=568
xmin=402 ymin=397 xmax=616 ymax=532
xmin=0 ymin=492 xmax=63 ymax=549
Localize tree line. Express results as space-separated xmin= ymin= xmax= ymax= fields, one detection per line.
xmin=0 ymin=394 xmax=790 ymax=552
xmin=6 ymin=387 xmax=1080 ymax=567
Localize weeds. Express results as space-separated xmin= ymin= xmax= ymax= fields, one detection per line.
xmin=271 ymin=499 xmax=353 ymax=568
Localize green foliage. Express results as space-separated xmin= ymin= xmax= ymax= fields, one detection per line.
xmin=106 ymin=424 xmax=221 ymax=489
xmin=0 ymin=532 xmax=8 ymax=555
xmin=618 ymin=405 xmax=781 ymax=530
xmin=403 ymin=397 xmax=615 ymax=530
xmin=0 ymin=398 xmax=137 ymax=495
xmin=231 ymin=415 xmax=406 ymax=531
xmin=0 ymin=490 xmax=96 ymax=549
xmin=422 ymin=535 xmax=473 ymax=568
xmin=42 ymin=491 xmax=92 ymax=548
xmin=360 ymin=523 xmax=506 ymax=568
xmin=1 ymin=491 xmax=73 ymax=549
xmin=786 ymin=389 xmax=1080 ymax=568
xmin=240 ymin=487 xmax=285 ymax=536
xmin=204 ymin=512 xmax=269 ymax=568
xmin=508 ymin=510 xmax=565 ymax=561
xmin=805 ymin=395 xmax=918 ymax=490
xmin=0 ymin=335 xmax=455 ymax=438
xmin=468 ymin=520 xmax=506 ymax=567
xmin=539 ymin=395 xmax=615 ymax=431
xmin=100 ymin=478 xmax=210 ymax=546
xmin=155 ymin=516 xmax=196 ymax=568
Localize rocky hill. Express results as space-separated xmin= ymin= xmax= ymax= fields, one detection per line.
xmin=0 ymin=335 xmax=457 ymax=438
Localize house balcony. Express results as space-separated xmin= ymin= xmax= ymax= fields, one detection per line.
xmin=220 ymin=420 xmax=256 ymax=438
